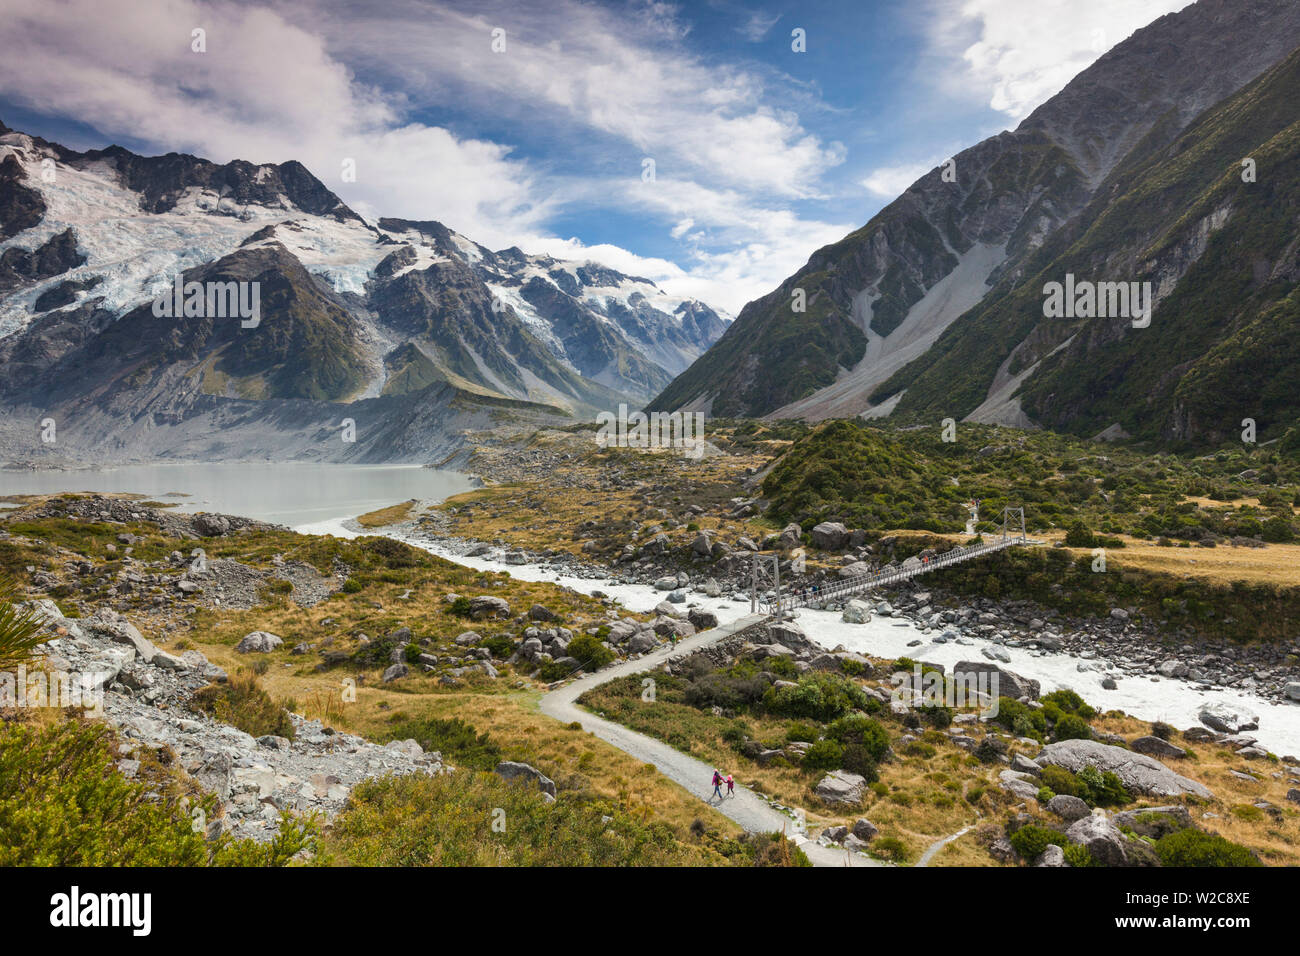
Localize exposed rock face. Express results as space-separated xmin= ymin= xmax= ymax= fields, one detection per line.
xmin=0 ymin=227 xmax=84 ymax=292
xmin=649 ymin=0 xmax=1300 ymax=444
xmin=21 ymin=600 xmax=443 ymax=843
xmin=1035 ymin=739 xmax=1213 ymax=799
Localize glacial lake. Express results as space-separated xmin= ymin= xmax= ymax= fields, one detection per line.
xmin=0 ymin=462 xmax=477 ymax=529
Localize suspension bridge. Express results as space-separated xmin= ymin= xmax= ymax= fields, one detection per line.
xmin=750 ymin=506 xmax=1042 ymax=616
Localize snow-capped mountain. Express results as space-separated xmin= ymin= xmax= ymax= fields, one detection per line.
xmin=0 ymin=121 xmax=728 ymax=463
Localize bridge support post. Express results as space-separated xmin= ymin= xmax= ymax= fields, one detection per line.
xmin=750 ymin=553 xmax=782 ymax=615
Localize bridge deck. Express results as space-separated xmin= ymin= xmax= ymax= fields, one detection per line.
xmin=770 ymin=534 xmax=1042 ymax=614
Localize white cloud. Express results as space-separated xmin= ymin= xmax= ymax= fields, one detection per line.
xmin=936 ymin=0 xmax=1194 ymax=119
xmin=0 ymin=0 xmax=852 ymax=316
xmin=737 ymin=11 xmax=781 ymax=42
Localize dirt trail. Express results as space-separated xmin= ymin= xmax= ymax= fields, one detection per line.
xmin=538 ymin=615 xmax=882 ymax=867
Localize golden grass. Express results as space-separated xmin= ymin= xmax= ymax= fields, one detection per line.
xmin=355 ymin=500 xmax=418 ymax=528
xmin=1040 ymin=530 xmax=1300 ymax=586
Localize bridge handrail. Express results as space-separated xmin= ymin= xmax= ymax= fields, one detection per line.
xmin=763 ymin=533 xmax=1031 ymax=613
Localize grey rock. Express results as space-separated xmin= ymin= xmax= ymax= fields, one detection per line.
xmin=1046 ymin=794 xmax=1091 ymax=822
xmin=495 ymin=761 xmax=557 ymax=797
xmin=814 ymin=770 xmax=867 ymax=806
xmin=1130 ymin=735 xmax=1186 ymax=759
xmin=1036 ymin=739 xmax=1212 ymax=798
xmin=235 ymin=630 xmax=283 ymax=654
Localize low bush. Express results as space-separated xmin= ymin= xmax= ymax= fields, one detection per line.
xmin=188 ymin=675 xmax=294 ymax=740
xmin=1008 ymin=824 xmax=1067 ymax=860
xmin=1154 ymin=829 xmax=1261 ymax=867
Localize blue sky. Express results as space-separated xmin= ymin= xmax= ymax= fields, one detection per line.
xmin=0 ymin=0 xmax=1192 ymax=312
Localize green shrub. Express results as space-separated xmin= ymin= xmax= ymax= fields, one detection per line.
xmin=825 ymin=714 xmax=891 ymax=763
xmin=994 ymin=698 xmax=1047 ymax=736
xmin=0 ymin=719 xmax=314 ymax=866
xmin=1154 ymin=829 xmax=1261 ymax=867
xmin=1042 ymin=688 xmax=1096 ymax=720
xmin=448 ymin=596 xmax=473 ymax=617
xmin=919 ymin=704 xmax=953 ymax=729
xmin=566 ymin=633 xmax=615 ymax=671
xmin=404 ymin=642 xmax=423 ymax=664
xmin=801 ymin=739 xmax=844 ymax=771
xmin=1008 ymin=824 xmax=1067 ymax=860
xmin=1077 ymin=766 xmax=1130 ymax=807
xmin=785 ymin=722 xmax=821 ymax=744
xmin=1053 ymin=714 xmax=1093 ymax=742
xmin=481 ymin=635 xmax=515 ymax=658
xmin=188 ymin=675 xmax=294 ymax=740
xmin=763 ymin=673 xmax=870 ymax=722
xmin=1039 ymin=765 xmax=1086 ymax=799
xmin=377 ymin=716 xmax=500 ymax=770
xmin=871 ymin=836 xmax=909 ymax=863
xmin=1063 ymin=843 xmax=1096 ymax=867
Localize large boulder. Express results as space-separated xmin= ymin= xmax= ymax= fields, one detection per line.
xmin=1130 ymin=735 xmax=1186 ymax=759
xmin=810 ymin=521 xmax=849 ymax=551
xmin=687 ymin=608 xmax=718 ymax=631
xmin=527 ymin=604 xmax=558 ymax=622
xmin=777 ymin=523 xmax=802 ymax=550
xmin=952 ymin=661 xmax=1040 ymax=700
xmin=838 ymin=561 xmax=871 ymax=578
xmin=495 ymin=761 xmax=557 ymax=798
xmin=1035 ymin=739 xmax=1213 ymax=799
xmin=85 ymin=609 xmax=159 ymax=663
xmin=235 ymin=631 xmax=283 ymax=654
xmin=841 ymin=599 xmax=872 ymax=624
xmin=766 ymin=621 xmax=817 ymax=655
xmin=468 ymin=596 xmax=511 ymax=620
xmin=1046 ymin=794 xmax=1091 ymax=822
xmin=814 ymin=770 xmax=867 ymax=806
xmin=998 ymin=770 xmax=1041 ymax=801
xmin=1198 ymin=702 xmax=1259 ymax=734
xmin=1065 ymin=813 xmax=1137 ymax=867
xmin=690 ymin=532 xmax=713 ymax=556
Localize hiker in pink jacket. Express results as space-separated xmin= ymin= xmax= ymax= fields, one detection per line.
xmin=711 ymin=769 xmax=724 ymax=801
xmin=725 ymin=774 xmax=735 ymax=798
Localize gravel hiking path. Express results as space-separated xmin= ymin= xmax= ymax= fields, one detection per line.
xmin=538 ymin=615 xmax=883 ymax=867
